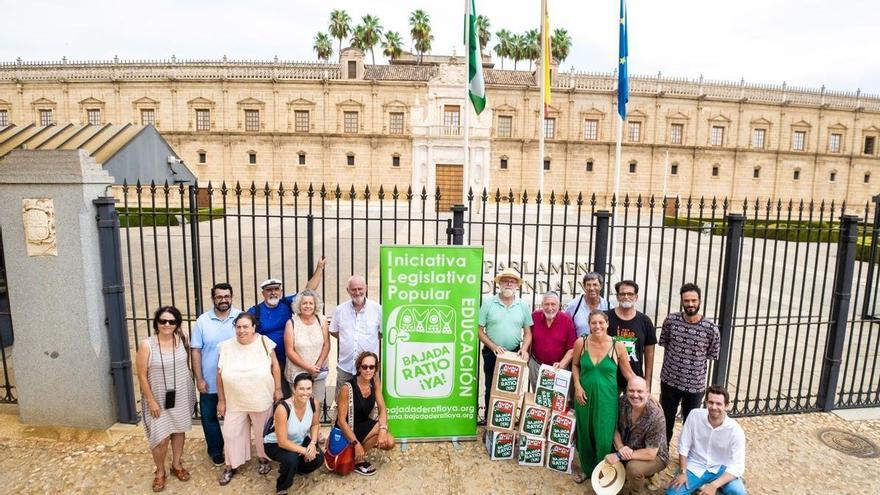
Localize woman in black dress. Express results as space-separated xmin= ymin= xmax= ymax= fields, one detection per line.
xmin=335 ymin=351 xmax=395 ymax=475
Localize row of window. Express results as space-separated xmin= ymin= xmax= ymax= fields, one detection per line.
xmin=496 ymin=114 xmax=879 ymax=156
xmin=499 ymin=157 xmax=869 ymax=183
xmin=8 ymin=106 xmax=876 ymax=157
xmin=198 ymin=151 xmax=403 ymax=168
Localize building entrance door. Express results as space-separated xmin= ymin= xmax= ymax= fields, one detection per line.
xmin=435 ymin=164 xmax=463 ymax=211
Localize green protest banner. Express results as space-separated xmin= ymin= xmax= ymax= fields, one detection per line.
xmin=380 ymin=245 xmax=483 ymax=440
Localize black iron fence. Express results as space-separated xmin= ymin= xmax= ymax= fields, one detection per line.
xmin=0 ymin=227 xmax=15 ymax=404
xmin=116 ymin=181 xmax=880 ymax=420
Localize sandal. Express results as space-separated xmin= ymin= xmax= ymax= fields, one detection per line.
xmin=573 ymin=471 xmax=588 ymax=484
xmin=218 ymin=467 xmax=236 ymax=486
xmin=258 ymin=458 xmax=271 ymax=475
xmin=170 ymin=465 xmax=191 ymax=481
xmin=152 ymin=470 xmax=166 ymax=492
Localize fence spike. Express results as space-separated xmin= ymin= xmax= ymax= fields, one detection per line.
xmin=349 ymin=185 xmax=357 ymax=200
xmin=278 ymin=182 xmax=286 ymax=197
xmin=406 ymin=186 xmax=413 ymax=200
xmin=419 ymin=186 xmax=427 ymax=201
xmin=264 ymin=182 xmax=271 ymax=196
xmin=364 ymin=185 xmax=371 ymax=200
xmin=307 ymin=183 xmax=314 ymax=197
xmin=249 ymin=182 xmax=257 ymax=195
xmin=378 ymin=185 xmax=385 ymax=200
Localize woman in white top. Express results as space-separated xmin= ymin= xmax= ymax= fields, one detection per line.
xmin=217 ymin=312 xmax=282 ymax=485
xmin=283 ymin=289 xmax=330 ymax=415
xmin=263 ymin=373 xmax=323 ymax=495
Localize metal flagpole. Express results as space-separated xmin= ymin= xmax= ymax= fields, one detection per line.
xmin=463 ymin=0 xmax=471 ymax=205
xmin=538 ymin=0 xmax=546 ymax=199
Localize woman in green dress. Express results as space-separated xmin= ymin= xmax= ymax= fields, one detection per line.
xmin=571 ymin=309 xmax=634 ymax=484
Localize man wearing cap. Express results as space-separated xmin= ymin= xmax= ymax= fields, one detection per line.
xmin=248 ymin=258 xmax=325 ymax=397
xmin=478 ymin=267 xmax=533 ymax=415
xmin=191 ymin=282 xmax=241 ymax=466
xmin=603 ymin=376 xmax=667 ymax=495
xmin=330 ymin=275 xmax=382 ymax=391
xmin=667 ymin=385 xmax=746 ymax=495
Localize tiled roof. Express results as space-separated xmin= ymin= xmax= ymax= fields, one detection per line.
xmin=364 ymin=65 xmax=437 ymax=81
xmin=486 ymin=70 xmax=535 ymax=86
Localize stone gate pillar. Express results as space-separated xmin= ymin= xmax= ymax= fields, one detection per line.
xmin=0 ymin=149 xmax=117 ymax=428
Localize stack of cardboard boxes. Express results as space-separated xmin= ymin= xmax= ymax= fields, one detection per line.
xmin=484 ymin=355 xmax=578 ymax=475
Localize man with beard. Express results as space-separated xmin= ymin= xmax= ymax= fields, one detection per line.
xmin=478 ymin=268 xmax=533 ymax=415
xmin=330 ymin=275 xmax=382 ymax=391
xmin=604 ymin=377 xmax=668 ymax=495
xmin=607 ymin=280 xmax=656 ymax=393
xmin=659 ymin=283 xmax=720 ymax=449
xmin=667 ymin=385 xmax=747 ymax=495
xmin=192 ymin=282 xmax=242 ymax=465
xmin=527 ymin=291 xmax=576 ymax=392
xmin=248 ymin=258 xmax=325 ymax=397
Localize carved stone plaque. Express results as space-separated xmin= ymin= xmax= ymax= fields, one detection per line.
xmin=22 ymin=198 xmax=58 ymax=256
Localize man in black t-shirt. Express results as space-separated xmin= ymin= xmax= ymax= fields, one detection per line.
xmin=606 ymin=280 xmax=657 ymax=393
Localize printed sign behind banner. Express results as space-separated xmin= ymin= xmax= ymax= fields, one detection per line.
xmin=380 ymin=245 xmax=483 ymax=440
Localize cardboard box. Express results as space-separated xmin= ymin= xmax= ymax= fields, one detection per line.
xmin=518 ymin=394 xmax=550 ymax=439
xmin=484 ymin=430 xmax=517 ymax=460
xmin=517 ymin=435 xmax=546 ymax=466
xmin=545 ymin=442 xmax=575 ymax=474
xmin=536 ymin=364 xmax=572 ymax=412
xmin=547 ymin=409 xmax=576 ymax=446
xmin=487 ymin=395 xmax=519 ymax=432
xmin=534 ymin=386 xmax=567 ymax=413
xmin=491 ymin=351 xmax=528 ymax=397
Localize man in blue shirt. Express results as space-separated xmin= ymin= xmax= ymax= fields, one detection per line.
xmin=248 ymin=258 xmax=325 ymax=397
xmin=192 ymin=282 xmax=241 ymax=466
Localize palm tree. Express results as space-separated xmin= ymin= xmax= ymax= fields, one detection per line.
xmin=494 ymin=29 xmax=512 ymax=69
xmin=511 ymin=33 xmax=525 ymax=70
xmin=524 ymin=29 xmax=540 ymax=70
xmin=350 ymin=24 xmax=367 ymax=51
xmin=409 ymin=10 xmax=432 ymax=64
xmin=383 ymin=31 xmax=403 ymax=60
xmin=313 ymin=32 xmax=333 ymax=62
xmin=475 ymin=15 xmax=491 ymax=52
xmin=329 ymin=10 xmax=351 ymax=61
xmin=551 ymin=28 xmax=572 ymax=64
xmin=356 ymin=15 xmax=383 ymax=65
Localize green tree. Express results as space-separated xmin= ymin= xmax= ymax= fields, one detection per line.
xmin=328 ymin=10 xmax=351 ymax=62
xmin=313 ymin=32 xmax=333 ymax=62
xmin=551 ymin=28 xmax=572 ymax=63
xmin=494 ymin=28 xmax=512 ymax=69
xmin=511 ymin=33 xmax=525 ymax=70
xmin=350 ymin=24 xmax=366 ymax=51
xmin=475 ymin=15 xmax=491 ymax=51
xmin=409 ymin=9 xmax=432 ymax=64
xmin=383 ymin=31 xmax=403 ymax=60
xmin=524 ymin=29 xmax=540 ymax=70
xmin=357 ymin=15 xmax=383 ymax=65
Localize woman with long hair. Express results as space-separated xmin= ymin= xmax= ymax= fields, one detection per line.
xmin=135 ymin=306 xmax=196 ymax=492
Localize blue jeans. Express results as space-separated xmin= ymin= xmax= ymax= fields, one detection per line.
xmin=199 ymin=393 xmax=224 ymax=458
xmin=666 ymin=467 xmax=747 ymax=495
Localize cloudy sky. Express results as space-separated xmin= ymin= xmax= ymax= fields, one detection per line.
xmin=2 ymin=0 xmax=877 ymax=94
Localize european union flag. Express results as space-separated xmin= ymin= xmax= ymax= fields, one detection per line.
xmin=618 ymin=0 xmax=628 ymax=120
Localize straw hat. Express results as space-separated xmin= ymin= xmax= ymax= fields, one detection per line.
xmin=494 ymin=267 xmax=523 ymax=285
xmin=591 ymin=460 xmax=626 ymax=495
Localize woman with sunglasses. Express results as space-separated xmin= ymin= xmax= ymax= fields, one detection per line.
xmin=335 ymin=351 xmax=395 ymax=475
xmin=135 ymin=306 xmax=196 ymax=492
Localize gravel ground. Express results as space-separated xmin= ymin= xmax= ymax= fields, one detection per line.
xmin=0 ymin=412 xmax=878 ymax=494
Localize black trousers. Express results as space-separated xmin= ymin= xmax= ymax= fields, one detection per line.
xmin=264 ymin=436 xmax=324 ymax=491
xmin=482 ymin=345 xmax=520 ymax=418
xmin=659 ymin=381 xmax=703 ymax=448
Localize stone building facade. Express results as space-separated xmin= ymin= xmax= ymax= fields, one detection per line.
xmin=1 ymin=49 xmax=878 ymax=208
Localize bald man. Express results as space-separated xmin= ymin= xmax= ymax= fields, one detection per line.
xmin=330 ymin=275 xmax=382 ymax=391
xmin=605 ymin=377 xmax=668 ymax=495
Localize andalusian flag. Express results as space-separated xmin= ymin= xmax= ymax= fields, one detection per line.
xmin=541 ymin=0 xmax=552 ymax=116
xmin=465 ymin=0 xmax=486 ymax=114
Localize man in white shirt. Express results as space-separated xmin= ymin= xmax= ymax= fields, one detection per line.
xmin=330 ymin=275 xmax=382 ymax=391
xmin=667 ymin=385 xmax=746 ymax=495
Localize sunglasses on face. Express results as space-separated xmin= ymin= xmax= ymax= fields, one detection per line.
xmin=158 ymin=319 xmax=178 ymax=326
xmin=360 ymin=364 xmax=376 ymax=371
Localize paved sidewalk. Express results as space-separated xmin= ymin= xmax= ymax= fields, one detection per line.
xmin=0 ymin=410 xmax=877 ymax=494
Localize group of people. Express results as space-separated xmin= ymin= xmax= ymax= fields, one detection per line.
xmin=479 ymin=268 xmax=746 ymax=495
xmin=137 ymin=261 xmax=745 ymax=495
xmin=136 ymin=260 xmax=394 ymax=494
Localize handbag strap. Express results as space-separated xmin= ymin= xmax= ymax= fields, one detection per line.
xmin=346 ymin=381 xmax=354 ymax=430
